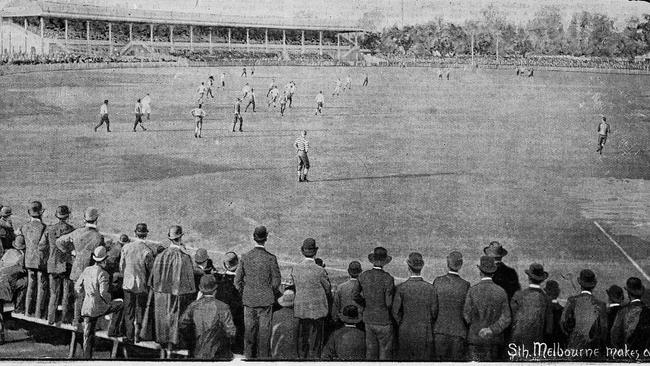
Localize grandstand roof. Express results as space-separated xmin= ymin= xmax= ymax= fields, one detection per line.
xmin=0 ymin=0 xmax=364 ymax=32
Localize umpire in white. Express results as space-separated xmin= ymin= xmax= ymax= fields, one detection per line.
xmin=295 ymin=130 xmax=310 ymax=182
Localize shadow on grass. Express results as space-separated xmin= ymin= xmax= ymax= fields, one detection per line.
xmin=315 ymin=171 xmax=459 ymax=182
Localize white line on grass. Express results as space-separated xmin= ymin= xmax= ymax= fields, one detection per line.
xmin=593 ymin=221 xmax=650 ymax=282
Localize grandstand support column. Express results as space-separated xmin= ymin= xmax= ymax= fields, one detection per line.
xmin=265 ymin=29 xmax=268 ymax=52
xmin=319 ymin=31 xmax=322 ymax=57
xmin=0 ymin=17 xmax=3 ymax=58
xmin=169 ymin=25 xmax=174 ymax=52
xmin=354 ymin=33 xmax=358 ymax=63
xmin=495 ymin=36 xmax=499 ymax=64
xmin=86 ymin=21 xmax=90 ymax=53
xmin=150 ymin=24 xmax=154 ymax=45
xmin=227 ymin=28 xmax=231 ymax=50
xmin=282 ymin=29 xmax=286 ymax=52
xmin=246 ymin=28 xmax=249 ymax=51
xmin=190 ymin=26 xmax=194 ymax=51
xmin=108 ymin=23 xmax=112 ymax=54
xmin=64 ymin=19 xmax=68 ymax=47
xmin=24 ymin=18 xmax=27 ymax=54
xmin=129 ymin=24 xmax=132 ymax=42
xmin=337 ymin=33 xmax=340 ymax=60
xmin=209 ymin=28 xmax=212 ymax=54
xmin=39 ymin=17 xmax=44 ymax=55
xmin=301 ymin=30 xmax=305 ymax=55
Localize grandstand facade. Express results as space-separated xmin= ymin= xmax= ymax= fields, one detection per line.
xmin=0 ymin=0 xmax=364 ymax=60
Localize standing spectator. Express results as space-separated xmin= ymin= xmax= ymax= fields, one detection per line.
xmin=76 ymin=246 xmax=123 ymax=359
xmin=321 ymin=305 xmax=366 ymax=360
xmin=43 ymin=205 xmax=74 ymax=324
xmin=432 ymin=251 xmax=470 ymax=361
xmin=331 ymin=261 xmax=363 ymax=325
xmin=290 ymin=238 xmax=331 ymax=359
xmin=94 ymin=100 xmax=110 ymax=132
xmin=179 ymin=274 xmax=236 ymax=360
xmin=509 ymin=263 xmax=553 ymax=352
xmin=193 ymin=248 xmax=215 ymax=289
xmin=544 ymin=280 xmax=566 ymax=346
xmin=216 ymin=252 xmax=244 ymax=355
xmin=0 ymin=206 xmax=15 ymax=252
xmin=56 ymin=207 xmax=104 ymax=325
xmin=120 ymin=223 xmax=154 ymax=344
xmin=151 ymin=225 xmax=196 ymax=353
xmin=606 ymin=285 xmax=624 ymax=336
xmin=22 ymin=201 xmax=47 ymax=319
xmin=484 ymin=241 xmax=520 ymax=300
xmin=463 ymin=256 xmax=511 ymax=361
xmin=611 ymin=277 xmax=650 ymax=352
xmin=353 ymin=246 xmax=395 ymax=360
xmin=269 ymin=289 xmax=299 ymax=360
xmin=234 ymin=226 xmax=281 ymax=359
xmin=560 ymin=269 xmax=607 ymax=351
xmin=0 ymin=235 xmax=27 ymax=343
xmin=392 ymin=252 xmax=436 ymax=360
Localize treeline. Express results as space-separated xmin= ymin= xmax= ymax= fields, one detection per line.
xmin=360 ymin=6 xmax=650 ymax=59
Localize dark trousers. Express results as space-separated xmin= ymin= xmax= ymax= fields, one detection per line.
xmin=280 ymin=103 xmax=286 ymax=116
xmin=48 ymin=273 xmax=72 ymax=324
xmin=94 ymin=115 xmax=110 ymax=132
xmin=233 ymin=115 xmax=243 ymax=132
xmin=133 ymin=115 xmax=145 ymax=131
xmin=365 ymin=323 xmax=393 ymax=360
xmin=297 ymin=317 xmax=325 ymax=359
xmin=207 ymin=88 xmax=214 ymax=98
xmin=288 ymin=95 xmax=293 ymax=107
xmin=73 ymin=288 xmax=84 ymax=324
xmin=124 ymin=290 xmax=147 ymax=342
xmin=81 ymin=301 xmax=124 ymax=359
xmin=468 ymin=344 xmax=500 ymax=361
xmin=363 ymin=79 xmax=368 ymax=86
xmin=243 ymin=305 xmax=272 ymax=359
xmin=25 ymin=269 xmax=48 ymax=318
xmin=245 ymin=100 xmax=255 ymax=112
xmin=435 ymin=333 xmax=466 ymax=361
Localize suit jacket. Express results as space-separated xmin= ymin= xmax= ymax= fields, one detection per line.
xmin=270 ymin=307 xmax=300 ymax=359
xmin=321 ymin=326 xmax=366 ymax=360
xmin=607 ymin=305 xmax=621 ymax=333
xmin=510 ymin=286 xmax=553 ymax=346
xmin=42 ymin=221 xmax=74 ymax=274
xmin=75 ymin=264 xmax=112 ymax=317
xmin=492 ymin=261 xmax=521 ymax=300
xmin=234 ymin=246 xmax=281 ymax=307
xmin=610 ymin=300 xmax=644 ymax=348
xmin=0 ymin=248 xmax=25 ymax=301
xmin=0 ymin=218 xmax=15 ymax=250
xmin=120 ymin=240 xmax=154 ymax=293
xmin=332 ymin=279 xmax=363 ymax=322
xmin=22 ymin=219 xmax=47 ymax=270
xmin=463 ymin=278 xmax=512 ymax=346
xmin=353 ymin=268 xmax=395 ymax=325
xmin=560 ymin=291 xmax=608 ymax=350
xmin=56 ymin=225 xmax=104 ymax=281
xmin=392 ymin=277 xmax=436 ymax=360
xmin=151 ymin=244 xmax=196 ymax=295
xmin=547 ymin=301 xmax=567 ymax=346
xmin=179 ymin=295 xmax=236 ymax=358
xmin=290 ymin=258 xmax=331 ymax=319
xmin=432 ymin=272 xmax=470 ymax=338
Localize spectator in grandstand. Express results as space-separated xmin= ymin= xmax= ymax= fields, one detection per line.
xmin=142 ymin=93 xmax=152 ymax=121
xmin=484 ymin=241 xmax=520 ymax=300
xmin=194 ymin=248 xmax=215 ymax=275
xmin=133 ymin=99 xmax=146 ymax=132
xmin=151 ymin=225 xmax=196 ymax=353
xmin=290 ymin=238 xmax=331 ymax=359
xmin=333 ymin=78 xmax=342 ymax=96
xmin=207 ymin=76 xmax=215 ymax=98
xmin=279 ymin=91 xmax=288 ymax=116
xmin=560 ymin=269 xmax=608 ymax=351
xmin=120 ymin=223 xmax=154 ymax=344
xmin=0 ymin=234 xmax=27 ymax=342
xmin=331 ymin=261 xmax=363 ymax=326
xmin=353 ymin=246 xmax=395 ymax=360
xmin=56 ymin=207 xmax=105 ymax=325
xmin=321 ymin=305 xmax=366 ymax=360
xmin=197 ymin=82 xmax=207 ymax=104
xmin=269 ymin=289 xmax=299 ymax=359
xmin=610 ymin=277 xmax=650 ymax=351
xmin=596 ymin=116 xmax=610 ymax=155
xmin=509 ymin=263 xmax=553 ymax=353
xmin=22 ymin=201 xmax=48 ymax=320
xmin=432 ymin=251 xmax=470 ymax=361
xmin=463 ymin=256 xmax=511 ymax=361
xmin=315 ymin=91 xmax=324 ymax=115
xmin=234 ymin=225 xmax=281 ymax=359
xmin=294 ymin=130 xmax=310 ymax=183
xmin=179 ymin=274 xmax=236 ymax=360
xmin=94 ymin=100 xmax=111 ymax=132
xmin=392 ymin=252 xmax=436 ymax=360
xmin=216 ymin=252 xmax=244 ymax=355
xmin=76 ymin=246 xmax=123 ymax=359
xmin=191 ymin=104 xmax=206 ymax=138
xmin=544 ymin=280 xmax=566 ymax=347
xmin=43 ymin=205 xmax=75 ymax=324
xmin=0 ymin=206 xmax=15 ymax=252
xmin=244 ymin=88 xmax=256 ymax=113
xmin=606 ymin=285 xmax=624 ymax=337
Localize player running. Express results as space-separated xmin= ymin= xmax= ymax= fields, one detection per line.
xmin=233 ymin=98 xmax=243 ymax=132
xmin=242 ymin=83 xmax=251 ymax=99
xmin=332 ymin=78 xmax=342 ymax=96
xmin=94 ymin=99 xmax=111 ymax=132
xmin=596 ymin=116 xmax=611 ymax=155
xmin=245 ymin=88 xmax=256 ymax=112
xmin=191 ymin=104 xmax=206 ymax=138
xmin=295 ymin=130 xmax=310 ymax=182
xmin=268 ymin=86 xmax=280 ymax=108
xmin=315 ymin=91 xmax=324 ymax=115
xmin=267 ymin=78 xmax=277 ymax=97
xmin=197 ymin=82 xmax=207 ymax=103
xmin=142 ymin=93 xmax=152 ymax=120
xmin=133 ymin=99 xmax=146 ymax=132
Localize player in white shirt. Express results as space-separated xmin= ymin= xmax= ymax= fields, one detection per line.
xmin=197 ymin=82 xmax=207 ymax=103
xmin=333 ymin=78 xmax=341 ymax=96
xmin=242 ymin=83 xmax=251 ymax=99
xmin=344 ymin=75 xmax=352 ymax=90
xmin=141 ymin=93 xmax=152 ymax=120
xmin=315 ymin=91 xmax=324 ymax=115
xmin=245 ymin=88 xmax=256 ymax=112
xmin=287 ymin=81 xmax=296 ymax=108
xmin=268 ymin=86 xmax=279 ymax=108
xmin=94 ymin=99 xmax=110 ymax=132
xmin=220 ymin=72 xmax=226 ymax=88
xmin=191 ymin=104 xmax=206 ymax=138
xmin=267 ymin=78 xmax=277 ymax=97
xmin=279 ymin=91 xmax=288 ymax=116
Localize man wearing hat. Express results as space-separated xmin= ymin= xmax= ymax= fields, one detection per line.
xmin=463 ymin=256 xmax=511 ymax=361
xmin=234 ymin=225 xmax=281 ymax=359
xmin=331 ymin=261 xmax=364 ymax=325
xmin=0 ymin=206 xmax=15 ymax=252
xmin=509 ymin=263 xmax=553 ymax=351
xmin=392 ymin=252 xmax=436 ymax=360
xmin=22 ymin=201 xmax=48 ymax=319
xmin=353 ymin=246 xmax=395 ymax=360
xmin=193 ymin=248 xmax=215 ymax=290
xmin=484 ymin=241 xmax=520 ymax=301
xmin=290 ymin=238 xmax=331 ymax=359
xmin=432 ymin=251 xmax=470 ymax=361
xmin=56 ymin=207 xmax=105 ymax=325
xmin=119 ymin=223 xmax=154 ymax=344
xmin=321 ymin=305 xmax=366 ymax=360
xmin=0 ymin=235 xmax=27 ymax=343
xmin=544 ymin=280 xmax=567 ymax=347
xmin=560 ymin=269 xmax=607 ymax=351
xmin=75 ymin=246 xmax=123 ymax=358
xmin=610 ymin=277 xmax=650 ymax=351
xmin=41 ymin=205 xmax=75 ymax=324
xmin=179 ymin=274 xmax=236 ymax=359
xmin=606 ymin=285 xmax=624 ymax=339
xmin=216 ymin=251 xmax=244 ymax=355
xmin=151 ymin=225 xmax=196 ymax=352
xmin=270 ymin=289 xmax=299 ymax=359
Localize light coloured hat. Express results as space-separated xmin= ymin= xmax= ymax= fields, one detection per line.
xmin=277 ymin=289 xmax=295 ymax=307
xmin=92 ymin=246 xmax=108 ymax=262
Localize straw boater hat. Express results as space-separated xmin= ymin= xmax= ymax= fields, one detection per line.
xmin=524 ymin=263 xmax=549 ymax=282
xmin=55 ymin=205 xmax=70 ymax=219
xmin=625 ymin=277 xmax=645 ymax=298
xmin=477 ymin=256 xmax=497 ymax=274
xmin=368 ymin=247 xmax=392 ymax=267
xmin=277 ymin=289 xmax=295 ymax=307
xmin=577 ymin=269 xmax=597 ymax=289
xmin=12 ymin=235 xmax=25 ymax=250
xmin=199 ymin=274 xmax=218 ymax=294
xmin=484 ymin=241 xmax=508 ymax=258
xmin=339 ymin=305 xmax=362 ymax=324
xmin=84 ymin=207 xmax=99 ymax=222
xmin=92 ymin=246 xmax=108 ymax=262
xmin=0 ymin=206 xmax=12 ymax=218
xmin=119 ymin=234 xmax=130 ymax=245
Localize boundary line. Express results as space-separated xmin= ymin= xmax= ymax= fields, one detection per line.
xmin=593 ymin=221 xmax=650 ymax=282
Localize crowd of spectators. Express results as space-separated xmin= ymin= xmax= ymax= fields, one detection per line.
xmin=1 ymin=201 xmax=650 ymax=361
xmin=0 ymin=52 xmax=177 ymax=66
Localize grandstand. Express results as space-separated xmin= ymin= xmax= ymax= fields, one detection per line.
xmin=0 ymin=0 xmax=364 ymax=60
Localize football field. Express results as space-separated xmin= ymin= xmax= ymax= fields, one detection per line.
xmin=0 ymin=65 xmax=648 ymax=294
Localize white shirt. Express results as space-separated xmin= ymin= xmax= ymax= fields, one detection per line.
xmin=142 ymin=95 xmax=151 ymax=106
xmin=100 ymin=103 xmax=108 ymax=115
xmin=315 ymin=94 xmax=324 ymax=103
xmin=581 ymin=290 xmax=592 ymax=295
xmin=598 ymin=122 xmax=610 ymax=136
xmin=197 ymin=84 xmax=207 ymax=94
xmin=529 ymin=284 xmax=542 ymax=289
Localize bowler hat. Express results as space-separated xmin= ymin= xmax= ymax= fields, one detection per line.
xmin=577 ymin=269 xmax=597 ymax=289
xmin=28 ymin=201 xmax=44 ymax=217
xmin=525 ymin=263 xmax=549 ymax=282
xmin=484 ymin=241 xmax=508 ymax=258
xmin=199 ymin=274 xmax=218 ymax=293
xmin=406 ymin=252 xmax=424 ymax=271
xmin=223 ymin=251 xmax=239 ymax=272
xmin=606 ymin=285 xmax=624 ymax=303
xmin=195 ymin=248 xmax=209 ymax=264
xmin=477 ymin=256 xmax=497 ymax=274
xmin=92 ymin=246 xmax=107 ymax=262
xmin=253 ymin=226 xmax=268 ymax=242
xmin=0 ymin=206 xmax=12 ymax=217
xmin=347 ymin=261 xmax=362 ymax=277
xmin=119 ymin=234 xmax=130 ymax=244
xmin=12 ymin=235 xmax=25 ymax=250
xmin=135 ymin=223 xmax=149 ymax=235
xmin=277 ymin=289 xmax=295 ymax=307
xmin=301 ymin=238 xmax=318 ymax=257
xmin=625 ymin=277 xmax=645 ymax=298
xmin=544 ymin=280 xmax=560 ymax=299
xmin=84 ymin=207 xmax=99 ymax=222
xmin=368 ymin=247 xmax=392 ymax=267
xmin=168 ymin=225 xmax=184 ymax=240
xmin=339 ymin=305 xmax=362 ymax=324
xmin=447 ymin=251 xmax=463 ymax=271
xmin=55 ymin=205 xmax=70 ymax=219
